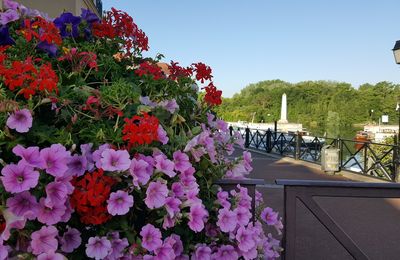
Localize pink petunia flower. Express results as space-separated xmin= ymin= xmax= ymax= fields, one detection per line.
xmin=60 ymin=227 xmax=81 ymax=253
xmin=158 ymin=99 xmax=179 ymax=114
xmin=44 ymin=181 xmax=69 ymax=206
xmin=165 ymin=234 xmax=183 ymax=257
xmin=234 ymin=206 xmax=252 ymax=226
xmin=217 ymin=208 xmax=237 ymax=233
xmin=92 ymin=144 xmax=111 ymax=169
xmin=145 ymin=181 xmax=168 ymax=209
xmin=0 ymin=208 xmax=26 ymax=241
xmin=140 ymin=224 xmax=163 ymax=252
xmin=154 ymin=242 xmax=175 ymax=260
xmin=40 ymin=144 xmax=71 ymax=177
xmin=12 ymin=145 xmax=45 ymax=168
xmin=171 ymin=182 xmax=184 ymax=198
xmin=37 ymin=252 xmax=65 ymax=260
xmin=1 ymin=161 xmax=39 ymax=193
xmin=37 ymin=197 xmax=66 ymax=225
xmin=236 ymin=226 xmax=256 ymax=252
xmin=188 ymin=204 xmax=208 ymax=232
xmin=100 ymin=148 xmax=131 ymax=172
xmin=157 ymin=125 xmax=169 ymax=145
xmin=6 ymin=109 xmax=32 ymax=133
xmin=107 ymin=190 xmax=134 ymax=216
xmin=85 ymin=236 xmax=112 ymax=260
xmin=80 ymin=143 xmax=95 ymax=171
xmin=261 ymin=207 xmax=279 ymax=226
xmin=67 ymin=154 xmax=88 ymax=177
xmin=164 ymin=197 xmax=181 ymax=218
xmin=130 ymin=158 xmax=152 ymax=186
xmin=6 ymin=191 xmax=38 ymax=220
xmin=192 ymin=244 xmax=212 ymax=260
xmin=173 ymin=151 xmax=192 ymax=173
xmin=106 ymin=232 xmax=129 ymax=259
xmin=30 ymin=225 xmax=58 ymax=255
xmin=211 ymin=245 xmax=238 ymax=260
xmin=154 ymin=155 xmax=176 ymax=178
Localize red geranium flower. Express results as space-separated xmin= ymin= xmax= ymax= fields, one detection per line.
xmin=204 ymin=82 xmax=222 ymax=106
xmin=192 ymin=62 xmax=213 ymax=83
xmin=168 ymin=61 xmax=193 ymax=81
xmin=135 ymin=62 xmax=164 ymax=80
xmin=122 ymin=112 xmax=159 ymax=146
xmin=70 ymin=169 xmax=116 ymax=225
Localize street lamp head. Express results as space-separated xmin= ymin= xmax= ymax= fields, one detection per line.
xmin=392 ymin=40 xmax=400 ymax=64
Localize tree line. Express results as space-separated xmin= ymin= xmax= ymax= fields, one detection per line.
xmin=215 ymin=80 xmax=400 ymax=137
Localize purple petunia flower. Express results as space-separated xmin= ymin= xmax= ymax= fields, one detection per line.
xmin=217 ymin=208 xmax=237 ymax=233
xmin=37 ymin=197 xmax=66 ymax=225
xmin=6 ymin=109 xmax=33 ymax=133
xmin=85 ymin=236 xmax=112 ymax=260
xmin=164 ymin=197 xmax=181 ymax=218
xmin=188 ymin=204 xmax=208 ymax=233
xmin=0 ymin=9 xmax=19 ymax=25
xmin=12 ymin=145 xmax=45 ymax=168
xmin=81 ymin=143 xmax=94 ymax=171
xmin=92 ymin=143 xmax=110 ymax=168
xmin=60 ymin=227 xmax=81 ymax=253
xmin=157 ymin=125 xmax=169 ymax=145
xmin=211 ymin=245 xmax=238 ymax=260
xmin=53 ymin=12 xmax=81 ymax=38
xmin=217 ymin=190 xmax=231 ymax=209
xmin=40 ymin=144 xmax=71 ymax=177
xmin=158 ymin=99 xmax=179 ymax=114
xmin=192 ymin=244 xmax=212 ymax=260
xmin=3 ymin=0 xmax=19 ymax=10
xmin=81 ymin=8 xmax=99 ymax=24
xmin=67 ymin=154 xmax=87 ymax=177
xmin=236 ymin=226 xmax=256 ymax=253
xmin=171 ymin=182 xmax=184 ymax=198
xmin=37 ymin=252 xmax=65 ymax=260
xmin=140 ymin=96 xmax=157 ymax=107
xmin=154 ymin=242 xmax=175 ymax=260
xmin=154 ymin=155 xmax=176 ymax=178
xmin=0 ymin=25 xmax=14 ymax=46
xmin=100 ymin=149 xmax=131 ymax=172
xmin=30 ymin=225 xmax=58 ymax=255
xmin=44 ymin=181 xmax=69 ymax=206
xmin=234 ymin=205 xmax=252 ymax=227
xmin=145 ymin=181 xmax=168 ymax=209
xmin=165 ymin=234 xmax=183 ymax=257
xmin=173 ymin=151 xmax=192 ymax=173
xmin=107 ymin=190 xmax=134 ymax=216
xmin=261 ymin=207 xmax=279 ymax=226
xmin=36 ymin=41 xmax=58 ymax=57
xmin=130 ymin=158 xmax=152 ymax=187
xmin=140 ymin=224 xmax=162 ymax=252
xmin=1 ymin=161 xmax=39 ymax=193
xmin=6 ymin=191 xmax=38 ymax=220
xmin=106 ymin=232 xmax=129 ymax=259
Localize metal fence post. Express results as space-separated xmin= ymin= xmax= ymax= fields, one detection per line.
xmin=266 ymin=129 xmax=272 ymax=153
xmin=394 ymin=136 xmax=400 ymax=182
xmin=245 ymin=127 xmax=250 ymax=148
xmin=295 ymin=134 xmax=301 ymax=160
xmin=229 ymin=126 xmax=233 ymax=137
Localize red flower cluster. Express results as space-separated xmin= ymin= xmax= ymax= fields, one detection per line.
xmin=135 ymin=62 xmax=164 ymax=80
xmin=204 ymin=82 xmax=222 ymax=106
xmin=58 ymin=48 xmax=98 ymax=72
xmin=168 ymin=61 xmax=193 ymax=80
xmin=122 ymin=113 xmax=159 ymax=146
xmin=0 ymin=58 xmax=59 ymax=99
xmin=192 ymin=62 xmax=213 ymax=83
xmin=0 ymin=213 xmax=5 ymax=235
xmin=93 ymin=8 xmax=149 ymax=55
xmin=19 ymin=17 xmax=62 ymax=45
xmin=70 ymin=169 xmax=116 ymax=225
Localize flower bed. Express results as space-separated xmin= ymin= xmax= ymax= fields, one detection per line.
xmin=0 ymin=1 xmax=282 ymax=259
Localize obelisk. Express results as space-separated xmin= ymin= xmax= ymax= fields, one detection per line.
xmin=278 ymin=93 xmax=288 ymax=123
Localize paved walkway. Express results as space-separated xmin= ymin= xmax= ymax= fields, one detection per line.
xmin=235 ymin=148 xmax=400 ymax=260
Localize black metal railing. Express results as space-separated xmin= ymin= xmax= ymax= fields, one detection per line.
xmin=277 ymin=179 xmax=400 ymax=259
xmin=95 ymin=0 xmax=103 ymax=16
xmin=231 ymin=126 xmax=400 ymax=182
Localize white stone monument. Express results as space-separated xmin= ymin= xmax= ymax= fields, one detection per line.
xmin=278 ymin=93 xmax=288 ymax=123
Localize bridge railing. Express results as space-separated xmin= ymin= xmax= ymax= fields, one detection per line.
xmin=231 ymin=126 xmax=400 ymax=182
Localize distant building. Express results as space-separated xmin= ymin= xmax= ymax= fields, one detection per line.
xmin=1 ymin=0 xmax=102 ymax=18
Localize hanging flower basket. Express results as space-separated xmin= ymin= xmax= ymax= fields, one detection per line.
xmin=0 ymin=1 xmax=282 ymax=259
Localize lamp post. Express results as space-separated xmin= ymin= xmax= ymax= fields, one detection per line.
xmin=392 ymin=41 xmax=400 ymax=181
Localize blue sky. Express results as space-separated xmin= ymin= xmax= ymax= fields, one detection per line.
xmin=103 ymin=0 xmax=400 ymax=97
